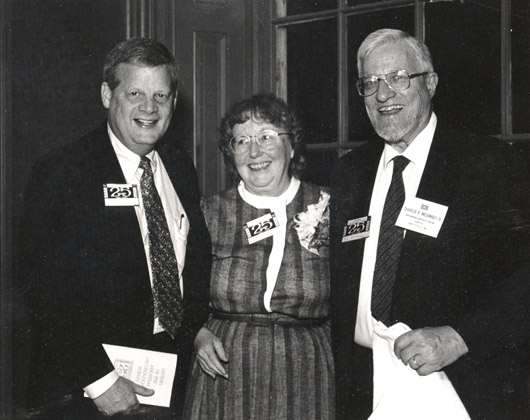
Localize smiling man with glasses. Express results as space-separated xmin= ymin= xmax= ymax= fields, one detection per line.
xmin=330 ymin=28 xmax=530 ymax=420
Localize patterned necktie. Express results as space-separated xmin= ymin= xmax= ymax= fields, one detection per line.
xmin=372 ymin=155 xmax=410 ymax=325
xmin=139 ymin=156 xmax=183 ymax=338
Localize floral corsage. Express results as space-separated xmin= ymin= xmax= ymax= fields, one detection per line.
xmin=293 ymin=190 xmax=330 ymax=256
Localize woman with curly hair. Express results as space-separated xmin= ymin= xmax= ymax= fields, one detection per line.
xmin=183 ymin=93 xmax=334 ymax=420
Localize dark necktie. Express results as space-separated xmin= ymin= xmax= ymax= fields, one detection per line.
xmin=139 ymin=156 xmax=183 ymax=338
xmin=372 ymin=155 xmax=410 ymax=325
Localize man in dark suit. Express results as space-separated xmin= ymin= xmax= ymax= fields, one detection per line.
xmin=330 ymin=29 xmax=530 ymax=419
xmin=17 ymin=38 xmax=211 ymax=419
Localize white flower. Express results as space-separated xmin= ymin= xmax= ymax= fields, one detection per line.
xmin=293 ymin=191 xmax=330 ymax=255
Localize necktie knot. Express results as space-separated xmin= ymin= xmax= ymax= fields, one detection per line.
xmin=139 ymin=156 xmax=152 ymax=173
xmin=392 ymin=156 xmax=410 ymax=175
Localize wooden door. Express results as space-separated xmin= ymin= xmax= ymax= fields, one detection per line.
xmin=132 ymin=0 xmax=274 ymax=195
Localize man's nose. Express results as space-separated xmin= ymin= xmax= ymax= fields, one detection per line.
xmin=375 ymin=79 xmax=396 ymax=102
xmin=140 ymin=97 xmax=158 ymax=113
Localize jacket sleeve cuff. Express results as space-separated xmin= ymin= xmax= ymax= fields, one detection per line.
xmin=83 ymin=370 xmax=120 ymax=399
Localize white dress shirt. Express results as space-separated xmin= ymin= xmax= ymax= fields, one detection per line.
xmin=84 ymin=126 xmax=189 ymax=398
xmin=354 ymin=113 xmax=438 ymax=348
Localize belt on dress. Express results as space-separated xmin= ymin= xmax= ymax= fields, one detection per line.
xmin=210 ymin=311 xmax=329 ymax=327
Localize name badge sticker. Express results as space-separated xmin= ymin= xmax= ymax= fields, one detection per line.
xmin=342 ymin=216 xmax=371 ymax=242
xmin=103 ymin=184 xmax=140 ymax=206
xmin=396 ymin=197 xmax=448 ymax=238
xmin=244 ymin=212 xmax=280 ymax=244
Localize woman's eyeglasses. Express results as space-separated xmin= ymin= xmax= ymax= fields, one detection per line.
xmin=229 ymin=129 xmax=291 ymax=155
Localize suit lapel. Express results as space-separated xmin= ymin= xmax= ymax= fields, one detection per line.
xmin=332 ymin=140 xmax=383 ymax=315
xmin=393 ymin=123 xmax=457 ymax=304
xmin=85 ymin=123 xmax=146 ymax=254
xmin=344 ymin=141 xmax=383 ymax=219
xmin=415 ymin=124 xmax=455 ymax=206
xmin=87 ymin=123 xmax=129 ymax=185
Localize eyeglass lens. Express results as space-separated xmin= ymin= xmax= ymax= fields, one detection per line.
xmin=358 ymin=70 xmax=411 ymax=97
xmin=230 ymin=130 xmax=279 ymax=154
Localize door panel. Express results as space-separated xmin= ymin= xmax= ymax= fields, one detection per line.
xmin=147 ymin=0 xmax=258 ymax=196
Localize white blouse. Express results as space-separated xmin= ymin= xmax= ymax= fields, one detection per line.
xmin=238 ymin=177 xmax=301 ymax=311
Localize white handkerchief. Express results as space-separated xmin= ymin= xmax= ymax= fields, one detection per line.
xmin=369 ymin=322 xmax=470 ymax=420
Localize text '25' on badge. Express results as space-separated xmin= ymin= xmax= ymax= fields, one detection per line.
xmin=244 ymin=212 xmax=280 ymax=244
xmin=103 ymin=184 xmax=140 ymax=206
xmin=342 ymin=216 xmax=371 ymax=243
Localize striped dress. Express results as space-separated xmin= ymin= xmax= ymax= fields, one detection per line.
xmin=183 ymin=180 xmax=335 ymax=420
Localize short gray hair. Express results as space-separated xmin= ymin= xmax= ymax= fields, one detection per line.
xmin=357 ymin=29 xmax=434 ymax=76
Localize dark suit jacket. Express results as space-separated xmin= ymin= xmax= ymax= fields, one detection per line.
xmin=330 ymin=121 xmax=530 ymax=420
xmin=17 ymin=122 xmax=211 ymax=418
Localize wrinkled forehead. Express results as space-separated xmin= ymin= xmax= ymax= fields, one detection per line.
xmin=362 ymin=42 xmax=418 ymax=76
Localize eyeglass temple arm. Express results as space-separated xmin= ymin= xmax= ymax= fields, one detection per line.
xmin=409 ymin=71 xmax=429 ymax=79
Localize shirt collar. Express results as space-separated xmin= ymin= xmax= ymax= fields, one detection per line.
xmin=382 ymin=112 xmax=437 ymax=169
xmin=107 ymin=124 xmax=157 ymax=182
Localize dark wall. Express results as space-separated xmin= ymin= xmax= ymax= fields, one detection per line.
xmin=10 ymin=0 xmax=127 ymax=410
xmin=12 ymin=0 xmax=126 ymax=202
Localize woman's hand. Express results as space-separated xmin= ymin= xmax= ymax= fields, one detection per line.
xmin=194 ymin=326 xmax=229 ymax=379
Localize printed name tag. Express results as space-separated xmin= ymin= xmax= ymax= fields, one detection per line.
xmin=243 ymin=212 xmax=280 ymax=244
xmin=396 ymin=197 xmax=448 ymax=238
xmin=342 ymin=216 xmax=371 ymax=242
xmin=103 ymin=184 xmax=140 ymax=206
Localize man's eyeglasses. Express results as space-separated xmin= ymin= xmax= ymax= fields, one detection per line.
xmin=356 ymin=69 xmax=429 ymax=97
xmin=229 ymin=129 xmax=290 ymax=155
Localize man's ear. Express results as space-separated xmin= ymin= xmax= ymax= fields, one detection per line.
xmin=172 ymin=91 xmax=178 ymax=110
xmin=101 ymin=82 xmax=112 ymax=109
xmin=426 ymin=72 xmax=438 ymax=99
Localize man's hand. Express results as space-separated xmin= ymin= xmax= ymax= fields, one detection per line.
xmin=194 ymin=326 xmax=229 ymax=380
xmin=393 ymin=326 xmax=469 ymax=376
xmin=93 ymin=376 xmax=154 ymax=416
